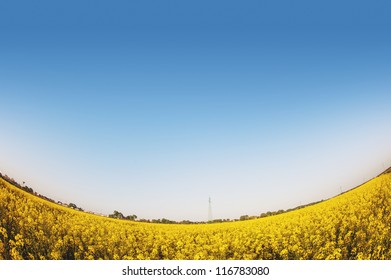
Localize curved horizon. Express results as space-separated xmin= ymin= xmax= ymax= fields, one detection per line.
xmin=1 ymin=164 xmax=389 ymax=222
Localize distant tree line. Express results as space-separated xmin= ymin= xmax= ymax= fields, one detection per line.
xmin=98 ymin=199 xmax=326 ymax=225
xmin=0 ymin=172 xmax=35 ymax=195
xmin=108 ymin=210 xmax=210 ymax=224
xmin=108 ymin=210 xmax=137 ymax=220
xmin=0 ymin=172 xmax=85 ymax=212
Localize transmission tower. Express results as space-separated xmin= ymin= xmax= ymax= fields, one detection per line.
xmin=208 ymin=196 xmax=213 ymax=222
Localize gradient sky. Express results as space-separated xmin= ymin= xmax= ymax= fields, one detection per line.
xmin=1 ymin=1 xmax=391 ymax=221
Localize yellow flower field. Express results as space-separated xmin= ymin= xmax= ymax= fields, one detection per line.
xmin=1 ymin=173 xmax=390 ymax=260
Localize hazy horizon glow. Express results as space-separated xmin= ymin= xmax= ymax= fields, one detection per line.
xmin=1 ymin=1 xmax=391 ymax=221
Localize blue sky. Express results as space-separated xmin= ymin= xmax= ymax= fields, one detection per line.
xmin=1 ymin=1 xmax=391 ymax=221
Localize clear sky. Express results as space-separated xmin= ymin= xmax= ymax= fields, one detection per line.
xmin=1 ymin=1 xmax=391 ymax=221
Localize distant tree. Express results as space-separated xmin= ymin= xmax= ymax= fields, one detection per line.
xmin=125 ymin=214 xmax=137 ymax=221
xmin=109 ymin=210 xmax=124 ymax=219
xmin=161 ymin=218 xmax=176 ymax=224
xmin=240 ymin=215 xmax=249 ymax=221
xmin=68 ymin=203 xmax=78 ymax=209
